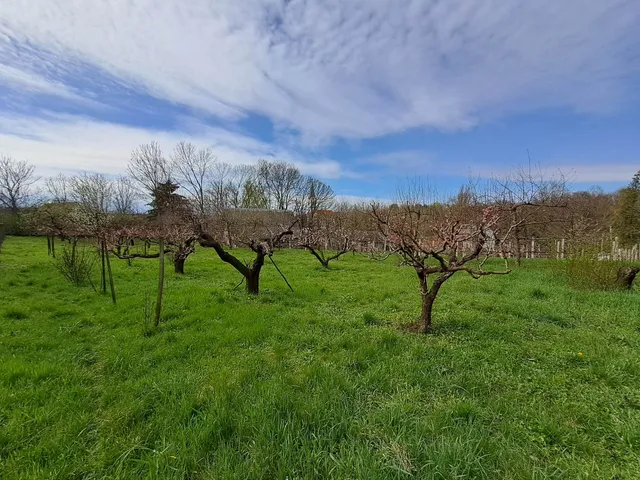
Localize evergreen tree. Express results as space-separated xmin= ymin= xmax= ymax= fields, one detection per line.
xmin=147 ymin=180 xmax=183 ymax=219
xmin=630 ymin=170 xmax=640 ymax=191
xmin=613 ymin=170 xmax=640 ymax=245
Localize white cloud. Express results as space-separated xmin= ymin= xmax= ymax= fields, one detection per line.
xmin=467 ymin=162 xmax=638 ymax=184
xmin=559 ymin=164 xmax=639 ymax=184
xmin=1 ymin=0 xmax=637 ymax=141
xmin=357 ymin=150 xmax=434 ymax=175
xmin=0 ymin=64 xmax=82 ymax=100
xmin=0 ymin=113 xmax=351 ymax=180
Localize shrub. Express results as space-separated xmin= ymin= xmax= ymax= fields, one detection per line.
xmin=562 ymin=246 xmax=626 ymax=291
xmin=54 ymin=242 xmax=97 ymax=289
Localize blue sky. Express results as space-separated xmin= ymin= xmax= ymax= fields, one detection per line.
xmin=1 ymin=0 xmax=639 ymax=201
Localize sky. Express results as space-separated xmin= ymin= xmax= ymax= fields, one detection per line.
xmin=1 ymin=0 xmax=639 ymax=202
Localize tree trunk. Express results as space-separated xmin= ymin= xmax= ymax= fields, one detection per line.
xmin=420 ymin=292 xmax=436 ymax=333
xmin=174 ymin=257 xmax=185 ymax=274
xmin=418 ymin=272 xmax=434 ymax=333
xmin=616 ymin=266 xmax=639 ymax=290
xmin=307 ymin=246 xmax=330 ymax=268
xmin=247 ymin=268 xmax=260 ymax=294
xmin=417 ymin=271 xmax=453 ymax=333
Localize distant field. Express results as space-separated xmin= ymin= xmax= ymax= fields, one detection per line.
xmin=1 ymin=236 xmax=640 ymax=479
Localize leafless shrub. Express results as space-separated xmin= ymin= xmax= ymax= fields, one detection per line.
xmin=54 ymin=242 xmax=97 ymax=288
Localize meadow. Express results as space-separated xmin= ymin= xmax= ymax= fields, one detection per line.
xmin=1 ymin=236 xmax=640 ymax=479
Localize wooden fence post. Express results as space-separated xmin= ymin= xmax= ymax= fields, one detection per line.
xmin=530 ymin=237 xmax=536 ymax=259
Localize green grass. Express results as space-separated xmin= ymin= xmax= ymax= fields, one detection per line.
xmin=1 ymin=236 xmax=640 ymax=479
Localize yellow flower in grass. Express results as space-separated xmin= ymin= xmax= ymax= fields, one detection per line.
xmin=577 ymin=352 xmax=583 ymax=358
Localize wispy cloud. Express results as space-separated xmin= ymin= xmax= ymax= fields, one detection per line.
xmin=357 ymin=150 xmax=434 ymax=176
xmin=0 ymin=112 xmax=352 ymax=180
xmin=0 ymin=64 xmax=83 ymax=100
xmin=1 ymin=0 xmax=638 ymax=141
xmin=466 ymin=162 xmax=639 ymax=184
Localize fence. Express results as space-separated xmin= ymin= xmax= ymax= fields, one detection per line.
xmin=350 ymin=234 xmax=640 ymax=262
xmin=514 ymin=236 xmax=640 ymax=261
xmin=603 ymin=238 xmax=640 ymax=261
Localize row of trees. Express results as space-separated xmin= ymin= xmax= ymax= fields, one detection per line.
xmin=127 ymin=141 xmax=334 ymax=216
xmin=1 ymin=148 xmax=638 ymax=332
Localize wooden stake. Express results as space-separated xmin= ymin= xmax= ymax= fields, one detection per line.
xmin=105 ymin=248 xmax=116 ymax=305
xmin=155 ymin=239 xmax=165 ymax=327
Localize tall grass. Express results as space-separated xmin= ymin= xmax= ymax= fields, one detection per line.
xmin=1 ymin=236 xmax=639 ymax=479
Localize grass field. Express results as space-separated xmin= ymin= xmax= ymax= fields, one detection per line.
xmin=1 ymin=236 xmax=640 ymax=479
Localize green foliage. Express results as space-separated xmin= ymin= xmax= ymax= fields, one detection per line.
xmin=631 ymin=171 xmax=640 ymax=191
xmin=147 ymin=180 xmax=183 ymax=219
xmin=0 ymin=211 xmax=27 ymax=235
xmin=561 ymin=247 xmax=626 ymax=291
xmin=613 ymin=171 xmax=640 ymax=245
xmin=1 ymin=237 xmax=640 ymax=479
xmin=241 ymin=179 xmax=269 ymax=209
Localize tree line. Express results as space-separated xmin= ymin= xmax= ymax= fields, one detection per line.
xmin=1 ymin=147 xmax=638 ymax=333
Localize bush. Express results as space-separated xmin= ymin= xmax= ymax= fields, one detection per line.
xmin=562 ymin=246 xmax=626 ymax=291
xmin=54 ymin=242 xmax=97 ymax=288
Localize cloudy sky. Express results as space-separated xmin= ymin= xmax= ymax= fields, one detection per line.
xmin=1 ymin=0 xmax=639 ymax=199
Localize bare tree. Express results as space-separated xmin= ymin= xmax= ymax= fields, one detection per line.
xmin=128 ymin=142 xmax=171 ymax=197
xmin=112 ymin=180 xmax=198 ymax=274
xmin=492 ymin=164 xmax=567 ymax=265
xmin=257 ymin=160 xmax=303 ymax=210
xmin=199 ymin=211 xmax=297 ymax=294
xmin=0 ymin=155 xmax=39 ymax=213
xmin=112 ymin=176 xmax=138 ymax=214
xmin=208 ymin=162 xmax=236 ymax=209
xmin=70 ymin=173 xmax=113 ymax=219
xmin=30 ymin=202 xmax=79 ymax=257
xmin=44 ymin=173 xmax=70 ymax=203
xmin=207 ymin=164 xmax=265 ymax=247
xmin=296 ymin=177 xmax=335 ymax=214
xmin=70 ymin=173 xmax=116 ymax=300
xmin=372 ymin=180 xmax=511 ymax=333
xmin=171 ymin=141 xmax=216 ymax=216
xmin=150 ymin=180 xmax=198 ymax=274
xmin=299 ymin=206 xmax=362 ymax=268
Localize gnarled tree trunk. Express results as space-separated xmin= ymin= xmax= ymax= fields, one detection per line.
xmin=174 ymin=257 xmax=185 ymax=274
xmin=417 ymin=270 xmax=454 ymax=333
xmin=616 ymin=266 xmax=639 ymax=290
xmin=198 ymin=220 xmax=296 ymax=295
xmin=246 ymin=267 xmax=261 ymax=294
xmin=199 ymin=232 xmax=266 ymax=294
